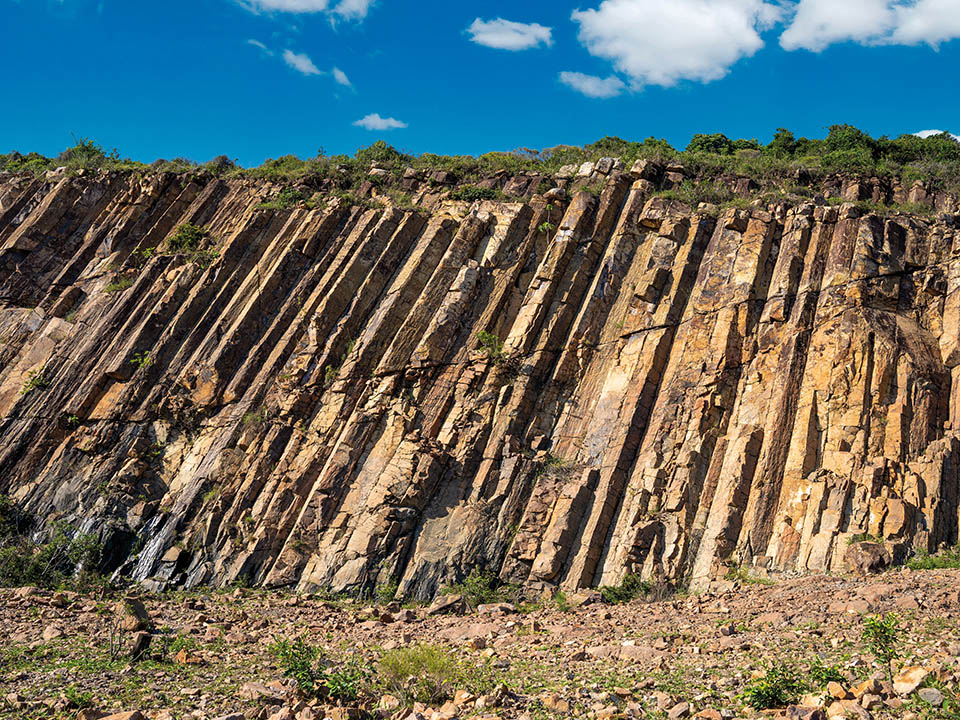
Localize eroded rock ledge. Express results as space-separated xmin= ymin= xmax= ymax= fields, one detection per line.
xmin=1 ymin=162 xmax=959 ymax=598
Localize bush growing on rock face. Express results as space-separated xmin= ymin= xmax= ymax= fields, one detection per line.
xmin=0 ymin=509 xmax=103 ymax=590
xmin=598 ymin=573 xmax=650 ymax=604
xmin=442 ymin=568 xmax=518 ymax=609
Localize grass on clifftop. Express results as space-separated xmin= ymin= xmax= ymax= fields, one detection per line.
xmin=4 ymin=126 xmax=960 ymax=197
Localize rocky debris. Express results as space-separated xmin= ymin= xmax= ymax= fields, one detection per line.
xmin=427 ymin=595 xmax=466 ymax=616
xmin=115 ymin=597 xmax=151 ymax=632
xmin=892 ymin=666 xmax=929 ymax=695
xmin=2 ymin=570 xmax=960 ymax=720
xmin=844 ymin=543 xmax=892 ymax=575
xmin=1 ymin=170 xmax=960 ymax=601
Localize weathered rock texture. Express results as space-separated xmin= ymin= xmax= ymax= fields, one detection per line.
xmin=1 ymin=162 xmax=960 ymax=597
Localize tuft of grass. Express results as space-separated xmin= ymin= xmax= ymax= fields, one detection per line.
xmin=725 ymin=565 xmax=775 ymax=585
xmin=165 ymin=223 xmax=219 ymax=268
xmin=20 ymin=369 xmax=51 ymax=395
xmin=104 ymin=277 xmax=134 ymax=293
xmin=377 ymin=645 xmax=497 ymax=706
xmin=848 ymin=533 xmax=884 ymax=545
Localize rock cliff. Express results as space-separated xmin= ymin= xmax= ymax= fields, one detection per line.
xmin=1 ymin=160 xmax=959 ymax=598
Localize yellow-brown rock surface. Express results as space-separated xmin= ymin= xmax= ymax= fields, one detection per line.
xmin=1 ymin=165 xmax=958 ymax=597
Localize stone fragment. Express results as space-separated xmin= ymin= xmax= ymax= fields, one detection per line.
xmin=893 ymin=667 xmax=929 ymax=696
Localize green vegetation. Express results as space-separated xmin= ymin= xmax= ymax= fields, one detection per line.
xmin=269 ymin=637 xmax=379 ymax=704
xmin=271 ymin=638 xmax=324 ymax=696
xmin=848 ymin=533 xmax=885 ymax=545
xmin=378 ymin=644 xmax=496 ymax=706
xmin=20 ymin=368 xmax=51 ymax=395
xmin=449 ymin=185 xmax=502 ymax=202
xmin=808 ymin=657 xmax=847 ymax=687
xmin=442 ymin=568 xmax=517 ymax=609
xmin=259 ymin=186 xmax=311 ymax=210
xmin=164 ymin=223 xmax=219 ymax=268
xmin=129 ymin=351 xmax=152 ymax=370
xmin=105 ymin=276 xmax=134 ymax=293
xmin=741 ymin=664 xmax=807 ymax=709
xmin=908 ymin=545 xmax=960 ymax=570
xmin=725 ymin=565 xmax=775 ymax=585
xmin=598 ymin=573 xmax=651 ymax=605
xmin=475 ymin=330 xmax=506 ymax=363
xmin=863 ymin=613 xmax=901 ymax=684
xmin=0 ymin=502 xmax=103 ymax=590
xmin=6 ymin=126 xmax=959 ymax=202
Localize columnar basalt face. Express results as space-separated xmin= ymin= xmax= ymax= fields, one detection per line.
xmin=1 ymin=164 xmax=959 ymax=598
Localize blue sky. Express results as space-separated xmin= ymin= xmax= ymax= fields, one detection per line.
xmin=2 ymin=0 xmax=959 ymax=166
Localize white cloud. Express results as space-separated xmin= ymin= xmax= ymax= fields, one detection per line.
xmin=915 ymin=129 xmax=960 ymax=141
xmin=571 ymin=0 xmax=784 ymax=89
xmin=332 ymin=67 xmax=351 ymax=86
xmin=780 ymin=0 xmax=960 ymax=51
xmin=467 ymin=18 xmax=553 ymax=50
xmin=283 ymin=49 xmax=322 ymax=75
xmin=243 ymin=0 xmax=329 ymax=11
xmin=559 ymin=71 xmax=626 ymax=98
xmin=247 ymin=38 xmax=274 ymax=56
xmin=353 ymin=113 xmax=408 ymax=130
xmin=780 ymin=0 xmax=897 ymax=50
xmin=239 ymin=0 xmax=374 ymax=19
xmin=332 ymin=0 xmax=375 ymax=20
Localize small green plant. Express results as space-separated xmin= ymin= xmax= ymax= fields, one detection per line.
xmin=242 ymin=408 xmax=268 ymax=425
xmin=808 ymin=657 xmax=846 ymax=688
xmin=104 ymin=277 xmax=134 ymax=293
xmin=553 ymin=590 xmax=571 ymax=612
xmin=375 ymin=578 xmax=399 ymax=605
xmin=538 ymin=220 xmax=557 ymax=235
xmin=63 ymin=685 xmax=94 ymax=709
xmin=271 ymin=638 xmax=324 ymax=696
xmin=741 ymin=664 xmax=807 ymax=709
xmin=324 ymin=655 xmax=374 ymax=704
xmin=168 ymin=635 xmax=197 ymax=656
xmin=21 ymin=369 xmax=51 ymax=395
xmin=324 ymin=365 xmax=339 ymax=387
xmin=598 ymin=573 xmax=651 ymax=604
xmin=130 ymin=351 xmax=152 ymax=370
xmin=475 ymin=330 xmax=505 ymax=364
xmin=862 ymin=613 xmax=901 ymax=684
xmin=168 ymin=223 xmax=208 ymax=252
